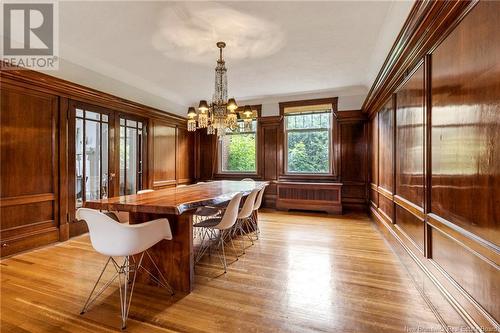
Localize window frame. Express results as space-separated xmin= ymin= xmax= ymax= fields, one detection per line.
xmin=215 ymin=105 xmax=262 ymax=178
xmin=279 ymin=98 xmax=339 ymax=180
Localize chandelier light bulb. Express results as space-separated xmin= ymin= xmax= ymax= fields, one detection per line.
xmin=187 ymin=106 xmax=197 ymax=119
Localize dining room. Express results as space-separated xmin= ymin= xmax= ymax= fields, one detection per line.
xmin=0 ymin=1 xmax=499 ymax=332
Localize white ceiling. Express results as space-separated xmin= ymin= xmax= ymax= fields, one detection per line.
xmin=43 ymin=1 xmax=414 ymax=116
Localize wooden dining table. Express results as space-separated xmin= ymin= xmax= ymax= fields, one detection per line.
xmin=84 ymin=180 xmax=268 ymax=293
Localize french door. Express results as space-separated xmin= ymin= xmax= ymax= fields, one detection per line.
xmin=69 ymin=102 xmax=114 ymax=235
xmin=68 ymin=103 xmax=148 ymax=236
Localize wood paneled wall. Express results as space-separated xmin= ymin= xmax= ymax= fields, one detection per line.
xmin=366 ymin=1 xmax=499 ymax=331
xmin=194 ymin=110 xmax=368 ymax=211
xmin=0 ymin=67 xmax=192 ymax=257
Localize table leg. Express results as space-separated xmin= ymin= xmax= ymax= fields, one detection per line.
xmin=128 ymin=212 xmax=194 ymax=293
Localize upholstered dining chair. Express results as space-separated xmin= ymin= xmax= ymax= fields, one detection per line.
xmin=76 ymin=208 xmax=173 ymax=330
xmin=193 ymin=192 xmax=243 ymax=272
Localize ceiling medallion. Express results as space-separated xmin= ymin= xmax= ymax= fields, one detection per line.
xmin=187 ymin=42 xmax=255 ymax=137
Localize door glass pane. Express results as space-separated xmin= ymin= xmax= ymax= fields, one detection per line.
xmin=101 ymin=123 xmax=109 ymax=198
xmin=85 ymin=120 xmax=101 ymax=201
xmin=126 ymin=126 xmax=137 ymax=195
xmin=120 ymin=126 xmax=126 ymax=195
xmin=75 ymin=118 xmax=84 ymax=207
xmin=102 ymin=114 xmax=108 ymax=122
xmin=76 ymin=108 xmax=84 ymax=118
xmin=119 ymin=118 xmax=144 ymax=195
xmin=86 ymin=111 xmax=100 ymax=121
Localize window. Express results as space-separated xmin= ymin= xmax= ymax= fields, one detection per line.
xmin=219 ymin=120 xmax=257 ymax=173
xmin=284 ymin=103 xmax=332 ymax=174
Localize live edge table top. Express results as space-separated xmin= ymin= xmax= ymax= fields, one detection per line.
xmin=84 ymin=180 xmax=269 ymax=215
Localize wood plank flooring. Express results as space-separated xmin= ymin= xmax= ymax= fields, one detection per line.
xmin=0 ymin=210 xmax=445 ymax=332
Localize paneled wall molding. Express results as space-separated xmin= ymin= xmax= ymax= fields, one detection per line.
xmin=368 ymin=1 xmax=499 ymax=331
xmin=377 ymin=186 xmax=394 ymax=201
xmin=394 ymin=194 xmax=425 ymax=220
xmin=373 ymin=206 xmax=498 ymax=332
xmin=427 ymin=214 xmax=500 ymax=264
xmin=0 ymin=193 xmax=55 ymax=207
xmin=362 ymin=0 xmax=478 ymax=116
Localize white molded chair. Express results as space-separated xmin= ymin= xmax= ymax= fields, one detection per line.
xmin=194 ymin=193 xmax=243 ymax=272
xmin=241 ymin=178 xmax=254 ymax=181
xmin=137 ymin=189 xmax=154 ymax=194
xmin=76 ymin=208 xmax=173 ymax=330
xmin=233 ymin=189 xmax=260 ymax=253
xmin=250 ymin=185 xmax=268 ymax=239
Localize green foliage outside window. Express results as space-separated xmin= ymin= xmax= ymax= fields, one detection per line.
xmin=223 ymin=133 xmax=256 ymax=172
xmin=220 ymin=121 xmax=256 ymax=172
xmin=286 ymin=111 xmax=331 ymax=173
xmin=287 ymin=131 xmax=329 ymax=173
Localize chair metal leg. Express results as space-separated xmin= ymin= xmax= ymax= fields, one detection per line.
xmin=112 ymin=253 xmax=144 ymax=330
xmin=80 ymin=257 xmax=113 ymax=315
xmin=81 ymin=251 xmax=174 ymax=330
xmin=142 ymin=250 xmax=174 ymax=295
xmin=227 ymin=233 xmax=240 ymax=258
xmin=217 ymin=230 xmax=227 ymax=273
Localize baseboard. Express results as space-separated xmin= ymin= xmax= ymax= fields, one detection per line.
xmin=370 ymin=207 xmax=499 ymax=333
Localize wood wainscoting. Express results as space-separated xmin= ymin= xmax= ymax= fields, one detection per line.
xmin=276 ymin=182 xmax=342 ymax=214
xmin=0 ymin=67 xmax=192 ymax=257
xmin=365 ymin=1 xmax=499 ymax=331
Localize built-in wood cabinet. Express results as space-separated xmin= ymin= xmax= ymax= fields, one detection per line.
xmin=0 ymin=67 xmax=192 ymax=255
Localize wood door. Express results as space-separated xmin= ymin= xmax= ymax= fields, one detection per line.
xmin=0 ymin=84 xmax=60 ymax=256
xmin=68 ymin=101 xmax=115 ymax=237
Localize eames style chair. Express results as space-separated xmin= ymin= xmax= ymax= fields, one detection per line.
xmin=249 ymin=184 xmax=268 ymax=239
xmin=193 ymin=192 xmax=243 ymax=272
xmin=233 ymin=188 xmax=260 ymax=253
xmin=76 ymin=208 xmax=173 ymax=330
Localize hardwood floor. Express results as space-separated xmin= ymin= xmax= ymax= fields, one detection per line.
xmin=1 ymin=210 xmax=444 ymax=332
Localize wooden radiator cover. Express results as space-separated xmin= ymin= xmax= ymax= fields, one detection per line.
xmin=276 ymin=182 xmax=342 ymax=214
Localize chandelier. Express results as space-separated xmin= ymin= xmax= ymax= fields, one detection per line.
xmin=187 ymin=41 xmax=255 ymax=137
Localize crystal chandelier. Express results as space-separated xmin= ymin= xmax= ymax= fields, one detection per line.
xmin=187 ymin=41 xmax=255 ymax=137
